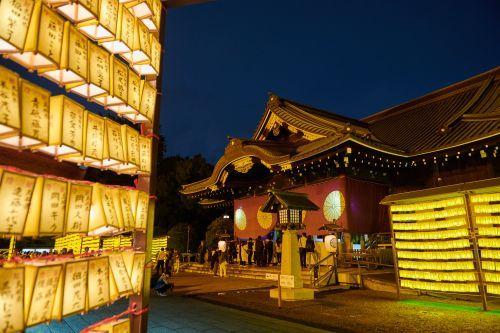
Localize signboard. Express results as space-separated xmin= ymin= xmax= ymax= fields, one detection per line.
xmin=279 ymin=274 xmax=295 ymax=288
xmin=265 ymin=273 xmax=279 ymax=281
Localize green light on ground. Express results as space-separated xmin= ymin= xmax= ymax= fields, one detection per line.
xmin=400 ymin=299 xmax=500 ymax=315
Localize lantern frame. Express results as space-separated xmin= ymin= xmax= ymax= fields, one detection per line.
xmin=121 ymin=18 xmax=151 ymax=65
xmin=109 ymin=69 xmax=142 ymax=117
xmin=0 ymin=0 xmax=39 ymax=54
xmin=131 ymin=34 xmax=160 ymax=76
xmin=126 ymin=0 xmax=153 ymax=20
xmin=93 ymin=56 xmax=129 ymax=107
xmin=141 ymin=0 xmax=161 ymax=32
xmin=78 ymin=0 xmax=119 ymax=41
xmin=55 ymin=0 xmax=99 ymax=24
xmin=101 ymin=4 xmax=135 ymax=54
xmin=63 ymin=111 xmax=103 ymax=166
xmin=89 ymin=118 xmax=126 ymax=169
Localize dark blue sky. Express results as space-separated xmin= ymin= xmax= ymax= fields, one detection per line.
xmin=161 ymin=0 xmax=499 ymax=164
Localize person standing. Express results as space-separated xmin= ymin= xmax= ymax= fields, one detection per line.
xmin=156 ymin=248 xmax=167 ymax=275
xmin=198 ymin=241 xmax=206 ymax=264
xmin=230 ymin=240 xmax=237 ymax=264
xmin=174 ymin=250 xmax=181 ymax=274
xmin=306 ymin=235 xmax=316 ymax=268
xmin=298 ymin=233 xmax=307 ymax=268
xmin=255 ymin=236 xmax=264 ymax=267
xmin=241 ymin=241 xmax=248 ymax=265
xmin=211 ymin=248 xmax=219 ymax=276
xmin=275 ymin=240 xmax=282 ymax=265
xmin=247 ymin=238 xmax=254 ymax=265
xmin=265 ymin=239 xmax=274 ymax=266
xmin=219 ymin=249 xmax=228 ymax=277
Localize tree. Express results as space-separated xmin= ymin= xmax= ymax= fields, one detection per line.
xmin=167 ymin=223 xmax=195 ymax=252
xmin=205 ymin=216 xmax=234 ymax=249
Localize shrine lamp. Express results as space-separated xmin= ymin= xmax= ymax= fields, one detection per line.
xmin=142 ymin=0 xmax=161 ymax=32
xmin=101 ymin=4 xmax=135 ymax=54
xmin=0 ymin=266 xmax=25 ymax=333
xmin=0 ymin=170 xmax=37 ymax=236
xmin=121 ymin=18 xmax=151 ymax=65
xmin=0 ymin=80 xmax=51 ymax=150
xmin=62 ymin=111 xmax=105 ymax=165
xmin=0 ymin=0 xmax=38 ymax=54
xmin=37 ymin=95 xmax=85 ymax=159
xmin=124 ymin=80 xmax=156 ymax=124
xmin=89 ymin=118 xmax=125 ymax=169
xmin=319 ymin=223 xmax=343 ymax=252
xmin=55 ymin=0 xmax=99 ymax=24
xmin=108 ymin=69 xmax=141 ymax=117
xmin=0 ymin=66 xmax=22 ymax=144
xmin=93 ymin=57 xmax=129 ymax=108
xmin=122 ymin=251 xmax=146 ymax=294
xmin=88 ymin=183 xmax=123 ymax=236
xmin=8 ymin=4 xmax=65 ymax=71
xmin=68 ymin=42 xmax=110 ymax=98
xmin=39 ymin=24 xmax=88 ymax=86
xmin=260 ymin=191 xmax=319 ymax=230
xmin=131 ymin=35 xmax=161 ymax=76
xmin=78 ymin=0 xmax=119 ymax=41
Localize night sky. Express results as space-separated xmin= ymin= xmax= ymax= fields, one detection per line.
xmin=161 ymin=0 xmax=500 ymax=163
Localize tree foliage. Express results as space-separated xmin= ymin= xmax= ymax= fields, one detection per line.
xmin=205 ymin=217 xmax=234 ymax=249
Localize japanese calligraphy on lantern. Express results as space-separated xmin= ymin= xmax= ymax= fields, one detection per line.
xmin=0 ymin=66 xmax=20 ymax=132
xmin=0 ymin=171 xmax=36 ymax=235
xmin=79 ymin=0 xmax=99 ymax=17
xmin=135 ymin=191 xmax=149 ymax=230
xmin=21 ymin=81 xmax=50 ymax=145
xmin=119 ymin=189 xmax=135 ymax=229
xmin=100 ymin=0 xmax=119 ymax=35
xmin=39 ymin=5 xmax=65 ymax=66
xmin=66 ymin=183 xmax=92 ymax=233
xmin=88 ymin=257 xmax=110 ymax=309
xmin=0 ymin=0 xmax=35 ymax=51
xmin=61 ymin=97 xmax=85 ymax=151
xmin=128 ymin=71 xmax=141 ymax=111
xmin=85 ymin=113 xmax=105 ymax=160
xmin=121 ymin=6 xmax=135 ymax=50
xmin=62 ymin=260 xmax=88 ymax=316
xmin=130 ymin=253 xmax=146 ymax=294
xmin=25 ymin=265 xmax=63 ymax=326
xmin=39 ymin=179 xmax=67 ymax=235
xmin=138 ymin=136 xmax=151 ymax=173
xmin=125 ymin=127 xmax=140 ymax=166
xmin=137 ymin=20 xmax=151 ymax=57
xmin=150 ymin=36 xmax=161 ymax=74
xmin=68 ymin=25 xmax=88 ymax=80
xmin=89 ymin=43 xmax=110 ymax=91
xmin=109 ymin=254 xmax=133 ymax=295
xmin=100 ymin=185 xmax=120 ymax=228
xmin=0 ymin=267 xmax=24 ymax=333
xmin=106 ymin=119 xmax=125 ymax=162
xmin=139 ymin=81 xmax=156 ymax=123
xmin=151 ymin=0 xmax=162 ymax=30
xmin=113 ymin=57 xmax=128 ymax=102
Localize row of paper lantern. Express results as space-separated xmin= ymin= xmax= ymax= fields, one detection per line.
xmin=0 ymin=166 xmax=151 ymax=237
xmin=54 ymin=234 xmax=101 ymax=254
xmin=0 ymin=65 xmax=153 ymax=174
xmin=0 ymin=1 xmax=159 ymax=125
xmin=0 ymin=251 xmax=145 ymax=331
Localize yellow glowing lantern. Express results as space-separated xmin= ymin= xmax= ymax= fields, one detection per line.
xmin=126 ymin=0 xmax=153 ymax=20
xmin=109 ymin=69 xmax=141 ymax=117
xmin=101 ymin=4 xmax=135 ymax=54
xmin=78 ymin=0 xmax=119 ymax=41
xmin=88 ymin=183 xmax=122 ymax=236
xmin=37 ymin=96 xmax=85 ymax=158
xmin=94 ymin=56 xmax=128 ymax=108
xmin=65 ymin=183 xmax=93 ymax=234
xmin=25 ymin=263 xmax=63 ymax=327
xmin=40 ymin=24 xmax=88 ymax=86
xmin=121 ymin=18 xmax=151 ymax=65
xmin=62 ymin=111 xmax=105 ymax=165
xmin=89 ymin=118 xmax=125 ymax=169
xmin=58 ymin=260 xmax=89 ymax=318
xmin=68 ymin=42 xmax=110 ymax=98
xmin=0 ymin=66 xmax=21 ymax=143
xmin=39 ymin=178 xmax=68 ymax=235
xmin=138 ymin=80 xmax=156 ymax=124
xmin=323 ymin=190 xmax=345 ymax=222
xmin=122 ymin=126 xmax=141 ymax=172
xmin=142 ymin=0 xmax=161 ymax=32
xmin=88 ymin=256 xmax=111 ymax=309
xmin=324 ymin=234 xmax=338 ymax=252
xmin=0 ymin=0 xmax=38 ymax=54
xmin=0 ymin=267 xmax=25 ymax=333
xmin=138 ymin=135 xmax=152 ymax=174
xmin=119 ymin=189 xmax=135 ymax=229
xmin=123 ymin=252 xmax=146 ymax=294
xmin=108 ymin=253 xmax=134 ymax=299
xmin=132 ymin=35 xmax=160 ymax=76
xmin=134 ymin=191 xmax=149 ymax=230
xmin=0 ymin=171 xmax=37 ymax=236
xmin=56 ymin=0 xmax=99 ymax=24
xmin=90 ymin=318 xmax=130 ymax=333
xmin=8 ymin=4 xmax=65 ymax=71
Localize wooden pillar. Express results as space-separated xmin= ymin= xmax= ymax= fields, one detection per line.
xmin=388 ymin=212 xmax=401 ymax=299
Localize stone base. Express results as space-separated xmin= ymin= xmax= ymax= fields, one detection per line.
xmin=270 ymin=287 xmax=315 ymax=301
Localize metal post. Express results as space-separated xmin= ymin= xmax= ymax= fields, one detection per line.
xmin=464 ymin=193 xmax=488 ymax=311
xmin=278 ymin=273 xmax=282 ymax=309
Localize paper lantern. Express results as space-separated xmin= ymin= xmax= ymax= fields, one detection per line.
xmin=109 ymin=69 xmax=141 ymax=117
xmin=78 ymin=0 xmax=119 ymax=41
xmin=64 ymin=111 xmax=105 ymax=165
xmin=89 ymin=118 xmax=125 ymax=169
xmin=101 ymin=4 xmax=135 ymax=54
xmin=134 ymin=190 xmax=149 ymax=230
xmin=88 ymin=183 xmax=123 ymax=236
xmin=123 ymin=252 xmax=146 ymax=294
xmin=121 ymin=18 xmax=151 ymax=65
xmin=0 ymin=171 xmax=37 ymax=235
xmin=39 ymin=178 xmax=68 ymax=235
xmin=142 ymin=0 xmax=161 ymax=32
xmin=121 ymin=126 xmax=141 ymax=172
xmin=68 ymin=42 xmax=110 ymax=98
xmin=108 ymin=253 xmax=133 ymax=299
xmin=0 ymin=66 xmax=21 ymax=142
xmin=131 ymin=35 xmax=160 ymax=76
xmin=126 ymin=0 xmax=153 ymax=20
xmin=94 ymin=57 xmax=128 ymax=107
xmin=0 ymin=0 xmax=38 ymax=54
xmin=56 ymin=0 xmax=99 ymax=24
xmin=88 ymin=256 xmax=111 ymax=309
xmin=324 ymin=234 xmax=338 ymax=252
xmin=0 ymin=80 xmax=50 ymax=149
xmin=38 ymin=96 xmax=85 ymax=158
xmin=218 ymin=240 xmax=227 ymax=252
xmin=8 ymin=4 xmax=65 ymax=71
xmin=138 ymin=135 xmax=152 ymax=174
xmin=0 ymin=267 xmax=24 ymax=333
xmin=118 ymin=188 xmax=135 ymax=229
xmin=40 ymin=24 xmax=88 ymax=86
xmin=25 ymin=263 xmax=63 ymax=327
xmin=64 ymin=183 xmax=93 ymax=234
xmin=90 ymin=318 xmax=130 ymax=333
xmin=59 ymin=260 xmax=89 ymax=318
xmin=138 ymin=80 xmax=156 ymax=124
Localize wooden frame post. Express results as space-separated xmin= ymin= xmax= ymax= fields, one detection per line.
xmin=388 ymin=211 xmax=401 ymax=300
